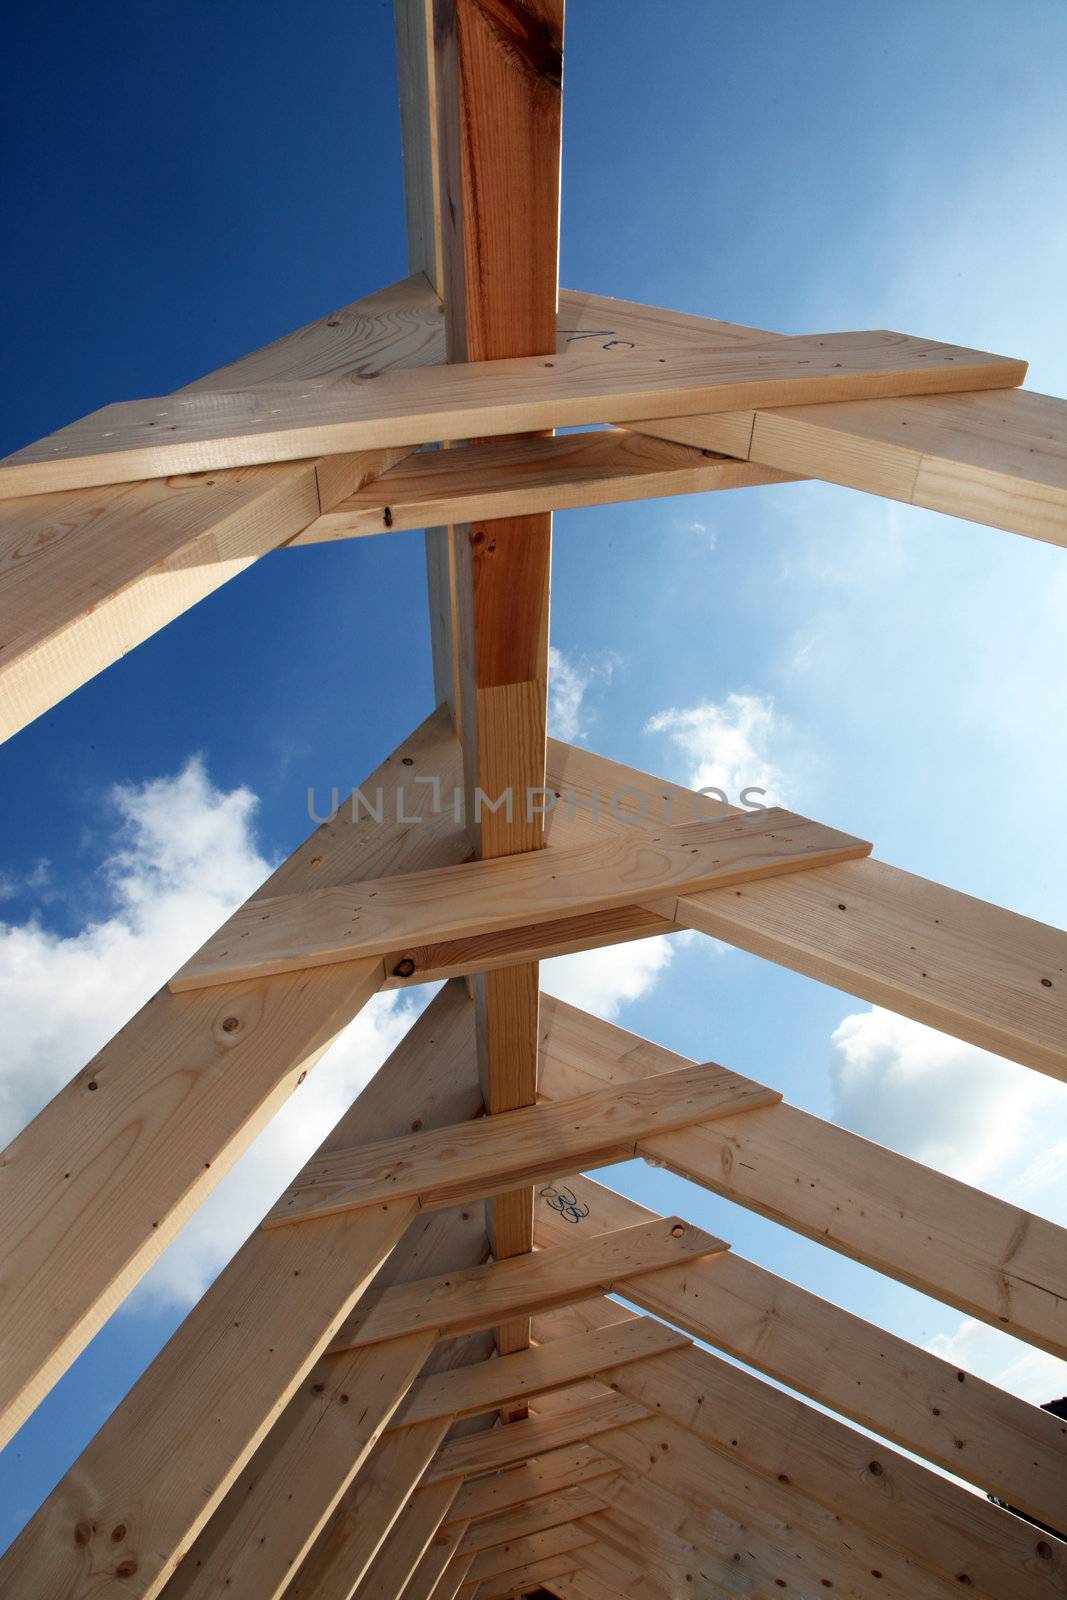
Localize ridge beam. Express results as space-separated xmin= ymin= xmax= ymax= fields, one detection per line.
xmin=169 ymin=809 xmax=872 ymax=991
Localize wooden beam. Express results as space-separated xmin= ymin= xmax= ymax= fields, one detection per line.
xmin=352 ymin=1478 xmax=462 ymax=1600
xmin=536 ymin=1171 xmax=1067 ymax=1549
xmin=160 ymin=1332 xmax=435 ymax=1600
xmin=594 ymin=1421 xmax=946 ymax=1600
xmin=539 ymin=998 xmax=1067 ymax=1362
xmin=330 ymin=1218 xmax=727 ymax=1349
xmin=0 ymin=983 xmax=482 ymax=1600
xmin=544 ymin=737 xmax=1067 ymax=1084
xmin=445 ymin=1446 xmax=619 ymax=1527
xmin=169 ymin=809 xmax=872 ymax=991
xmin=399 ymin=1523 xmax=471 ymax=1600
xmin=468 ymin=1526 xmax=596 ymax=1585
xmin=425 ymin=1554 xmax=475 ymax=1600
xmin=608 ymin=1344 xmax=1067 ymax=1600
xmin=266 ymin=1064 xmax=780 ymax=1225
xmin=391 ymin=1317 xmax=690 ymax=1429
xmin=159 ymin=1243 xmax=493 ymax=1600
xmin=0 ymin=705 xmax=464 ymax=1450
xmin=459 ymin=1490 xmax=610 ymax=1556
xmin=474 ymin=1553 xmax=585 ymax=1600
xmin=284 ymin=1420 xmax=452 ymax=1600
xmin=0 ymin=332 xmax=1028 ymax=498
xmin=423 ymin=1393 xmax=650 ymax=1486
xmin=0 ymin=274 xmax=436 ymax=742
xmin=289 ymin=430 xmax=796 ymax=542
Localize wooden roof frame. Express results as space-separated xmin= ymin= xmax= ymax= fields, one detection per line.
xmin=1 ymin=3 xmax=1065 ymax=1597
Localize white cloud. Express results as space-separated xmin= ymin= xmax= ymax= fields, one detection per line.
xmin=926 ymin=1317 xmax=1067 ymax=1408
xmin=0 ymin=758 xmax=419 ymax=1306
xmin=644 ymin=691 xmax=786 ymax=807
xmin=830 ymin=1006 xmax=1065 ymax=1189
xmin=548 ymin=645 xmax=618 ymax=744
xmin=676 ymin=516 xmax=716 ymax=554
xmin=542 ymin=934 xmax=684 ymax=1021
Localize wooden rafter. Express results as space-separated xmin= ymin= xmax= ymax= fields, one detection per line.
xmin=3 ymin=6 xmax=1067 ymax=1599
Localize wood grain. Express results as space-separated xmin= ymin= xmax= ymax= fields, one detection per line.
xmin=170 ymin=809 xmax=871 ymax=989
xmin=0 ymin=331 xmax=1027 ymax=498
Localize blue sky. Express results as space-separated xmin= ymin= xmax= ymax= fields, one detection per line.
xmin=3 ymin=0 xmax=1067 ymax=1547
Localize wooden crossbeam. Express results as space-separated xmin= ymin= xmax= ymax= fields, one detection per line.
xmin=608 ymin=1344 xmax=1067 ymax=1600
xmin=426 ymin=1554 xmax=476 ymax=1600
xmin=169 ymin=810 xmax=871 ymax=991
xmin=475 ymin=1553 xmax=585 ymax=1600
xmin=537 ymin=738 xmax=1067 ymax=1083
xmin=445 ymin=1447 xmax=620 ymax=1527
xmin=330 ymin=1218 xmax=727 ymax=1349
xmin=468 ymin=1525 xmax=597 ymax=1585
xmin=614 ymin=287 xmax=1067 ymax=545
xmin=423 ymin=1393 xmax=650 ymax=1486
xmin=540 ymin=998 xmax=1067 ymax=1362
xmin=459 ymin=1490 xmax=611 ymax=1556
xmin=0 ymin=273 xmax=435 ymax=743
xmin=0 ymin=332 xmax=1027 ymax=499
xmin=289 ymin=429 xmax=796 ymax=542
xmin=265 ymin=1064 xmax=780 ymax=1225
xmin=391 ymin=1317 xmax=690 ymax=1429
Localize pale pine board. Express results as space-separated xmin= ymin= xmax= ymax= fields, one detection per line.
xmin=169 ymin=809 xmax=871 ymax=990
xmin=0 ymin=331 xmax=1025 ymax=497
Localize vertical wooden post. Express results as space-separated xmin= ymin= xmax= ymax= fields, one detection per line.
xmin=397 ymin=0 xmax=564 ymax=1365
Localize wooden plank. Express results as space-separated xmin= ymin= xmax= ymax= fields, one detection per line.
xmin=352 ymin=1478 xmax=462 ymax=1600
xmin=608 ymin=1345 xmax=1067 ymax=1600
xmin=588 ymin=1505 xmax=853 ymax=1600
xmin=0 ymin=704 xmax=463 ymax=1450
xmin=158 ymin=1248 xmax=492 ymax=1600
xmin=395 ymin=0 xmax=442 ymax=294
xmin=399 ymin=1522 xmax=470 ymax=1600
xmin=0 ymin=332 xmax=1027 ymax=498
xmin=0 ymin=982 xmax=482 ymax=1600
xmin=474 ymin=1552 xmax=585 ymax=1600
xmin=169 ymin=809 xmax=872 ymax=991
xmin=266 ymin=1065 xmax=780 ymax=1225
xmin=0 ymin=1203 xmax=410 ymax=1600
xmin=468 ymin=1525 xmax=596 ymax=1584
xmin=330 ymin=1218 xmax=727 ymax=1349
xmin=160 ymin=1333 xmax=434 ymax=1600
xmin=546 ymin=737 xmax=1067 ymax=1084
xmin=285 ymin=1420 xmax=452 ymax=1600
xmin=423 ymin=1393 xmax=650 ymax=1486
xmin=425 ymin=1553 xmax=475 ymax=1600
xmin=392 ymin=1317 xmax=689 ymax=1429
xmin=595 ymin=1422 xmax=945 ymax=1600
xmin=459 ymin=1490 xmax=610 ymax=1556
xmin=540 ymin=996 xmax=1067 ymax=1360
xmin=638 ymin=372 xmax=1067 ymax=546
xmin=289 ymin=430 xmax=796 ymax=542
xmin=0 ymin=272 xmax=438 ymax=742
xmin=445 ymin=1447 xmax=619 ymax=1527
xmin=532 ymin=1167 xmax=1067 ymax=1533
